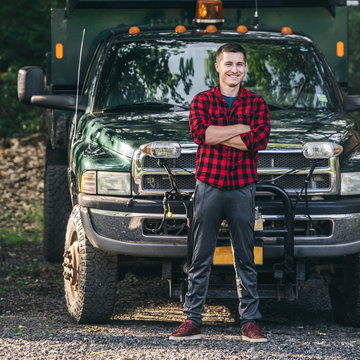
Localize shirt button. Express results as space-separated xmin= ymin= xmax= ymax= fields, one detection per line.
xmin=229 ymin=156 xmax=232 ymax=161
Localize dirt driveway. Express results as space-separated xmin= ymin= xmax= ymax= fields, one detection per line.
xmin=1 ymin=241 xmax=360 ymax=360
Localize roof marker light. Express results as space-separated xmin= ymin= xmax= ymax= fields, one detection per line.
xmin=195 ymin=0 xmax=224 ymax=25
xmin=55 ymin=43 xmax=63 ymax=59
xmin=129 ymin=26 xmax=140 ymax=35
xmin=237 ymin=25 xmax=248 ymax=34
xmin=337 ymin=41 xmax=344 ymax=57
xmin=206 ymin=25 xmax=218 ymax=33
xmin=281 ymin=26 xmax=293 ymax=35
xmin=175 ymin=25 xmax=187 ymax=33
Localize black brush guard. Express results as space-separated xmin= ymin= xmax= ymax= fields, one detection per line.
xmin=182 ymin=182 xmax=298 ymax=301
xmin=159 ymin=159 xmax=299 ymax=301
xmin=187 ymin=183 xmax=294 ymax=271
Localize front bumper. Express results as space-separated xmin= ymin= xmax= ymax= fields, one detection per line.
xmin=79 ymin=193 xmax=360 ymax=258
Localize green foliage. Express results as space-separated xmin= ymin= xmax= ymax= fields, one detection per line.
xmin=0 ymin=0 xmax=65 ymax=138
xmin=204 ymin=50 xmax=217 ymax=88
xmin=0 ymin=67 xmax=45 ymax=137
xmin=96 ymin=43 xmax=195 ymax=108
xmin=349 ymin=6 xmax=360 ymax=94
xmin=14 ymin=327 xmax=24 ymax=336
xmin=0 ymin=203 xmax=44 ymax=246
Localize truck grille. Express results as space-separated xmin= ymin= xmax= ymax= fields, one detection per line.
xmin=143 ymin=152 xmax=329 ymax=170
xmin=133 ymin=146 xmax=338 ymax=195
xmin=142 ymin=173 xmax=331 ymax=192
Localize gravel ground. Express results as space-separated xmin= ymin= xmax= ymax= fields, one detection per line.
xmin=1 ymin=137 xmax=360 ymax=359
xmin=1 ymin=243 xmax=360 ymax=360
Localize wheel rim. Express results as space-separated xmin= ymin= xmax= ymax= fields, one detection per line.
xmin=63 ymin=232 xmax=80 ymax=298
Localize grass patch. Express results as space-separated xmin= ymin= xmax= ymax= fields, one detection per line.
xmin=0 ymin=203 xmax=43 ymax=246
xmin=14 ymin=327 xmax=24 ymax=337
xmin=5 ymin=262 xmax=50 ymax=280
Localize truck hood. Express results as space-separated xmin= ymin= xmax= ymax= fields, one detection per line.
xmin=268 ymin=109 xmax=353 ymax=149
xmin=82 ymin=109 xmax=354 ymax=157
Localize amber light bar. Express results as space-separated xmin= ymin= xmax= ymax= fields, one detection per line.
xmin=195 ymin=0 xmax=224 ymax=24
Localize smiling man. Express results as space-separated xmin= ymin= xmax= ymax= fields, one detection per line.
xmin=169 ymin=43 xmax=270 ymax=342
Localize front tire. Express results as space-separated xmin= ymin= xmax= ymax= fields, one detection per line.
xmin=328 ymin=253 xmax=360 ymax=327
xmin=63 ymin=206 xmax=118 ymax=324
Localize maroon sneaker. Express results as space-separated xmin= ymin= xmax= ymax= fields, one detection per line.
xmin=169 ymin=320 xmax=202 ymax=340
xmin=242 ymin=322 xmax=267 ymax=343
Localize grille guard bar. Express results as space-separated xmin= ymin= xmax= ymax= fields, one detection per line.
xmin=186 ymin=182 xmax=295 ymax=273
xmin=255 ymin=183 xmax=295 ymax=272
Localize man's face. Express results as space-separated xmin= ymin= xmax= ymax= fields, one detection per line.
xmin=215 ymin=51 xmax=246 ymax=88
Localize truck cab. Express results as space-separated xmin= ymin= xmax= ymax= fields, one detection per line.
xmin=18 ymin=0 xmax=360 ymax=326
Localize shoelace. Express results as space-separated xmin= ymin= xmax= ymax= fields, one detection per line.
xmin=176 ymin=321 xmax=196 ymax=333
xmin=180 ymin=321 xmax=194 ymax=329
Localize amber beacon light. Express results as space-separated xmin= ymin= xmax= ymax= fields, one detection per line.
xmin=55 ymin=43 xmax=63 ymax=59
xmin=337 ymin=41 xmax=344 ymax=57
xmin=195 ymin=0 xmax=224 ymax=25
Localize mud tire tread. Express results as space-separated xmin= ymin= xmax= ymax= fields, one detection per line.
xmin=64 ymin=206 xmax=118 ymax=324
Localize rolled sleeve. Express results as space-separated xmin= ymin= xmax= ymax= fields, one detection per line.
xmin=240 ymin=97 xmax=270 ymax=152
xmin=189 ymin=94 xmax=210 ymax=146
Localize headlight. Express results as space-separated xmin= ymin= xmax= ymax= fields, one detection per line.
xmin=81 ymin=171 xmax=131 ymax=195
xmin=97 ymin=171 xmax=131 ymax=195
xmin=341 ymin=172 xmax=360 ymax=195
xmin=302 ymin=142 xmax=343 ymax=159
xmin=140 ymin=141 xmax=181 ymax=158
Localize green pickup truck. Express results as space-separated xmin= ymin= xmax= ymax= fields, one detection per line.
xmin=18 ymin=0 xmax=360 ymax=326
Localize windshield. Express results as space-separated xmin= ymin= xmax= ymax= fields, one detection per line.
xmin=93 ymin=39 xmax=339 ymax=112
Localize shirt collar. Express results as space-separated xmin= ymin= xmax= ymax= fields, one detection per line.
xmin=215 ymin=83 xmax=245 ymax=100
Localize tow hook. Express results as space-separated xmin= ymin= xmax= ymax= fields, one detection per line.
xmin=63 ymin=242 xmax=80 ymax=290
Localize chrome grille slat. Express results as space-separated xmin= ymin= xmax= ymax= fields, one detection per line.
xmin=257 ymin=153 xmax=328 ymax=169
xmin=133 ymin=147 xmax=338 ymax=195
xmin=143 ymin=174 xmax=196 ymax=191
xmin=143 ymin=152 xmax=329 ymax=170
xmin=144 ymin=153 xmax=196 ymax=169
xmin=142 ymin=174 xmax=331 ymax=191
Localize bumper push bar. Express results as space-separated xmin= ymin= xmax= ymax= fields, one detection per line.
xmin=187 ymin=183 xmax=295 ymax=272
xmin=183 ymin=182 xmax=296 ymax=301
xmin=255 ymin=183 xmax=295 ymax=273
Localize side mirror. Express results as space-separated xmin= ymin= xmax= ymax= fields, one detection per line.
xmin=30 ymin=94 xmax=87 ymax=111
xmin=17 ymin=67 xmax=44 ymax=105
xmin=17 ymin=67 xmax=88 ymax=111
xmin=344 ymin=95 xmax=360 ymax=112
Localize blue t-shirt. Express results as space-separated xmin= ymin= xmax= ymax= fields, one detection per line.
xmin=223 ymin=95 xmax=237 ymax=109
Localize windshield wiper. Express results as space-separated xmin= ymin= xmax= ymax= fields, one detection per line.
xmin=268 ymin=103 xmax=289 ymax=110
xmin=101 ymin=102 xmax=189 ymax=112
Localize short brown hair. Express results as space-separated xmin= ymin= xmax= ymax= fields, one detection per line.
xmin=216 ymin=43 xmax=247 ymax=63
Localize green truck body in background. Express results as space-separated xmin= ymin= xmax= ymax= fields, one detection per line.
xmin=18 ymin=0 xmax=360 ymax=326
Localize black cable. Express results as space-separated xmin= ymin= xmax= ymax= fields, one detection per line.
xmin=293 ymin=161 xmax=316 ymax=231
xmin=150 ymin=159 xmax=190 ymax=234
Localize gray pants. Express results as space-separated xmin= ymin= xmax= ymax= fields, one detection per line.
xmin=183 ymin=180 xmax=262 ymax=327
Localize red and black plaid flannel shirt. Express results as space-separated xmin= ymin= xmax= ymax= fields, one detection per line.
xmin=189 ymin=84 xmax=270 ymax=190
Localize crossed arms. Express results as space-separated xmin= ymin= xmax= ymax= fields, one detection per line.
xmin=205 ymin=124 xmax=250 ymax=151
xmin=189 ymin=92 xmax=270 ymax=152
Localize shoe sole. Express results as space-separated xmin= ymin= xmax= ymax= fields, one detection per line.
xmin=169 ymin=334 xmax=202 ymax=341
xmin=242 ymin=335 xmax=268 ymax=343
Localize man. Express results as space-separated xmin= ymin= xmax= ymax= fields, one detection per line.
xmin=169 ymin=43 xmax=270 ymax=342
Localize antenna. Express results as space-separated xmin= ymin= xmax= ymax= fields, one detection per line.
xmin=69 ymin=28 xmax=86 ymax=169
xmin=75 ymin=28 xmax=86 ymax=125
xmin=253 ymin=0 xmax=259 ymax=29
